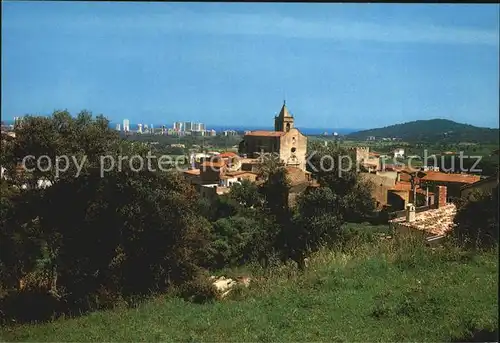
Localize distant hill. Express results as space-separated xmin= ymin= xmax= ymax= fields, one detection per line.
xmin=347 ymin=119 xmax=499 ymax=144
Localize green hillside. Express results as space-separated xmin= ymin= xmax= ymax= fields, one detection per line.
xmin=2 ymin=237 xmax=498 ymax=342
xmin=347 ymin=119 xmax=499 ymax=144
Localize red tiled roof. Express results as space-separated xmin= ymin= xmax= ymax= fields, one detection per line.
xmin=390 ymin=181 xmax=434 ymax=195
xmin=420 ymin=171 xmax=480 ymax=184
xmin=245 ymin=130 xmax=285 ymax=137
xmin=225 ymin=171 xmax=258 ymax=177
xmin=391 ymin=181 xmax=412 ymax=191
xmin=216 ymin=187 xmax=231 ymax=195
xmin=240 ymin=158 xmax=260 ymax=164
xmin=460 ymin=175 xmax=498 ymax=190
xmin=219 ymin=152 xmax=237 ymax=158
xmin=399 ymin=173 xmax=411 ymax=182
xmin=201 ymin=160 xmax=225 ymax=168
xmin=390 ymin=204 xmax=456 ymax=236
xmin=183 ymin=169 xmax=200 ymax=176
xmin=384 ymin=164 xmax=404 ymax=171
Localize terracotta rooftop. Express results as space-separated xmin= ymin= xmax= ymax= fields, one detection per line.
xmin=225 ymin=170 xmax=258 ymax=177
xmin=460 ymin=175 xmax=498 ymax=190
xmin=183 ymin=169 xmax=200 ymax=176
xmin=389 ymin=204 xmax=456 ymax=236
xmin=239 ymin=158 xmax=260 ymax=164
xmin=245 ymin=130 xmax=285 ymax=137
xmin=201 ymin=160 xmax=225 ymax=168
xmin=399 ymin=173 xmax=411 ymax=182
xmin=219 ymin=152 xmax=238 ymax=158
xmin=420 ymin=171 xmax=480 ymax=184
xmin=383 ymin=164 xmax=405 ymax=171
xmin=390 ymin=181 xmax=434 ymax=195
xmin=216 ymin=187 xmax=231 ymax=195
xmin=391 ymin=182 xmax=412 ymax=191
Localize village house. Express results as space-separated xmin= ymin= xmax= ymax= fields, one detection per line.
xmin=389 ymin=186 xmax=455 ymax=245
xmin=460 ymin=175 xmax=499 ymax=199
xmin=393 ymin=148 xmax=405 ymax=159
xmin=183 ymin=102 xmax=317 ymax=204
xmin=365 ymin=168 xmax=481 ymax=212
xmin=418 ymin=171 xmax=480 ymax=201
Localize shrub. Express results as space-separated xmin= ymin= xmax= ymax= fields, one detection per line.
xmin=178 ymin=277 xmax=218 ymax=304
xmin=453 ymin=186 xmax=499 ymax=249
xmin=0 ymin=112 xmax=212 ymax=322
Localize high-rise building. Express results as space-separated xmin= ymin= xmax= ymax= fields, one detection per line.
xmin=184 ymin=121 xmax=193 ymax=132
xmin=123 ymin=119 xmax=130 ymax=132
xmin=192 ymin=122 xmax=201 ymax=132
xmin=137 ymin=124 xmax=143 ymax=134
xmin=150 ymin=124 xmax=154 ymax=134
xmin=115 ymin=123 xmax=121 ymax=131
xmin=13 ymin=117 xmax=24 ymax=129
xmin=199 ymin=123 xmax=206 ymax=131
xmin=173 ymin=121 xmax=183 ymax=132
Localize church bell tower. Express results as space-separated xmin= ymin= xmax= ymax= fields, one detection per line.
xmin=274 ymin=101 xmax=294 ymax=132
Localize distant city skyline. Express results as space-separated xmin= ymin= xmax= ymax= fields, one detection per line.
xmin=2 ymin=2 xmax=499 ymax=129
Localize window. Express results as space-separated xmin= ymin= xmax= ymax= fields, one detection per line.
xmin=286 ymin=123 xmax=291 ymax=132
xmin=292 ymin=137 xmax=296 ymax=144
xmin=291 ymin=147 xmax=296 ymax=153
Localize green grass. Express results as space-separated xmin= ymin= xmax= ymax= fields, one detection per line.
xmin=1 ymin=236 xmax=498 ymax=342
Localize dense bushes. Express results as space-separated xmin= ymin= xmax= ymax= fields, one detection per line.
xmin=453 ymin=186 xmax=499 ymax=249
xmin=306 ymin=143 xmax=376 ymax=222
xmin=0 ymin=112 xmax=212 ymax=322
xmin=208 ymin=216 xmax=264 ymax=269
xmin=177 ymin=276 xmax=219 ymax=304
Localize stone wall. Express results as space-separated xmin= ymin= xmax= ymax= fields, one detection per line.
xmin=240 ymin=136 xmax=279 ymax=157
xmin=347 ymin=146 xmax=370 ymax=164
xmin=279 ymin=128 xmax=307 ymax=171
xmin=362 ymin=173 xmax=396 ymax=208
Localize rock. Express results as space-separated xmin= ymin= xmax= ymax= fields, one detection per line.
xmin=236 ymin=276 xmax=251 ymax=287
xmin=213 ymin=278 xmax=236 ymax=293
xmin=210 ymin=275 xmax=253 ymax=299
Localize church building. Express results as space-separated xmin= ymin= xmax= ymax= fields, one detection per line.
xmin=239 ymin=102 xmax=308 ymax=171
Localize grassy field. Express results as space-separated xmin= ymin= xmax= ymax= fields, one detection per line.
xmin=1 ymin=235 xmax=498 ymax=342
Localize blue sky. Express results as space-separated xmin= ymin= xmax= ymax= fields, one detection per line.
xmin=2 ymin=2 xmax=499 ymax=129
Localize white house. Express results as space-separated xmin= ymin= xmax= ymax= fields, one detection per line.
xmin=393 ymin=148 xmax=405 ymax=159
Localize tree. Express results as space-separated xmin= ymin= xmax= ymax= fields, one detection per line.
xmin=307 ymin=145 xmax=376 ymax=222
xmin=1 ymin=111 xmax=211 ymax=312
xmin=257 ymin=154 xmax=290 ymax=219
xmin=0 ymin=180 xmax=42 ymax=290
xmin=289 ymin=187 xmax=344 ymax=268
xmin=207 ymin=216 xmax=266 ymax=269
xmin=228 ymin=179 xmax=262 ymax=208
xmin=452 ymin=186 xmax=499 ymax=249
